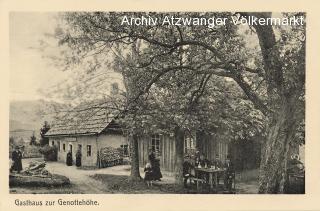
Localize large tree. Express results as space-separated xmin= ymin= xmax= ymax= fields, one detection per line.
xmin=49 ymin=12 xmax=305 ymax=193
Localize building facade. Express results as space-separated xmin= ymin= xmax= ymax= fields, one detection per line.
xmin=138 ymin=132 xmax=229 ymax=172
xmin=45 ymin=102 xmax=128 ymax=168
xmin=45 ymin=101 xmax=229 ymax=171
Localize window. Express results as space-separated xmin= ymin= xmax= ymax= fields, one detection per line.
xmin=87 ymin=145 xmax=92 ymax=157
xmin=58 ymin=141 xmax=60 ymax=152
xmin=151 ymin=134 xmax=161 ymax=156
xmin=63 ymin=144 xmax=66 ymax=152
xmin=69 ymin=144 xmax=73 ymax=154
xmin=184 ymin=133 xmax=196 ymax=154
xmin=120 ymin=144 xmax=129 ymax=157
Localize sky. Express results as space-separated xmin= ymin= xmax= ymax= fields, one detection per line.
xmin=10 ymin=12 xmax=124 ymax=103
xmin=9 ymin=12 xmax=68 ymax=102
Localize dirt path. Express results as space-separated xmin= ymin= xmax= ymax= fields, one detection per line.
xmin=45 ymin=163 xmax=107 ymax=193
xmin=17 ymin=158 xmax=174 ymax=194
xmin=19 ymin=158 xmax=111 ymax=193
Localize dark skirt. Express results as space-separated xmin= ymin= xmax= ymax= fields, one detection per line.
xmin=76 ymin=156 xmax=81 ymax=167
xmin=66 ymin=155 xmax=73 ymax=166
xmin=152 ymin=167 xmax=162 ymax=180
xmin=152 ymin=160 xmax=162 ymax=180
xmin=11 ymin=160 xmax=22 ymax=172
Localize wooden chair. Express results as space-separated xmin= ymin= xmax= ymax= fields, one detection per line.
xmin=189 ymin=177 xmax=207 ymax=190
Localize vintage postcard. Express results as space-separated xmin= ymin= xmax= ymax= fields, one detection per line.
xmin=0 ymin=0 xmax=320 ymax=211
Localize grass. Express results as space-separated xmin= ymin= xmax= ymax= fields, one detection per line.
xmin=90 ymin=174 xmax=233 ymax=194
xmin=90 ymin=174 xmax=188 ymax=194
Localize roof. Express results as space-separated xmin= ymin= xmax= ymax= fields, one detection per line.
xmin=45 ymin=101 xmax=121 ymax=137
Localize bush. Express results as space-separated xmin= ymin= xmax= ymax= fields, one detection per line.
xmin=39 ymin=145 xmax=57 ymax=161
xmin=23 ymin=145 xmax=42 ymax=158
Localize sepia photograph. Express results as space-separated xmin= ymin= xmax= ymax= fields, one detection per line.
xmin=8 ymin=12 xmax=305 ymax=195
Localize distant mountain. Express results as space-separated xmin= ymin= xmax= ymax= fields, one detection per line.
xmin=9 ymin=99 xmax=70 ymax=135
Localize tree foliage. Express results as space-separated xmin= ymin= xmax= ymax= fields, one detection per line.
xmin=40 ymin=121 xmax=51 ymax=146
xmin=43 ymin=12 xmax=305 ymax=193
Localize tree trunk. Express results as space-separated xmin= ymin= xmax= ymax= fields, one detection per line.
xmin=258 ymin=98 xmax=298 ymax=193
xmin=174 ymin=126 xmax=185 ymax=186
xmin=129 ymin=133 xmax=141 ymax=181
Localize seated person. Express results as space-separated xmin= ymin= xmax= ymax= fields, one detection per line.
xmin=198 ymin=154 xmax=210 ymax=182
xmin=213 ymin=155 xmax=223 ymax=185
xmin=183 ymin=159 xmax=193 ymax=188
xmin=288 ymin=154 xmax=304 ymax=174
xmin=199 ymin=154 xmax=210 ymax=168
xmin=214 ymin=155 xmax=223 ymax=168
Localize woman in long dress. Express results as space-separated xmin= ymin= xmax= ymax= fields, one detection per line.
xmin=75 ymin=150 xmax=82 ymax=167
xmin=66 ymin=150 xmax=73 ymax=166
xmin=148 ymin=151 xmax=162 ymax=181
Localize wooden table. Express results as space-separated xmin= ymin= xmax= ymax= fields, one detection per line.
xmin=194 ymin=167 xmax=225 ymax=190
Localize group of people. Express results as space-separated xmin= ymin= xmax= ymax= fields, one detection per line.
xmin=66 ymin=149 xmax=82 ymax=167
xmin=144 ymin=151 xmax=163 ymax=186
xmin=143 ymin=150 xmax=235 ymax=190
xmin=183 ymin=153 xmax=235 ymax=191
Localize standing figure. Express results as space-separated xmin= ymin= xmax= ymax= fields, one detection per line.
xmin=66 ymin=150 xmax=73 ymax=166
xmin=152 ymin=158 xmax=163 ymax=181
xmin=148 ymin=151 xmax=156 ymax=165
xmin=10 ymin=146 xmax=23 ymax=173
xmin=224 ymin=155 xmax=235 ymax=192
xmin=144 ymin=163 xmax=153 ymax=187
xmin=148 ymin=150 xmax=162 ymax=181
xmin=75 ymin=149 xmax=82 ymax=167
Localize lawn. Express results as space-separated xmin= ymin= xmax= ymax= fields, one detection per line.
xmin=90 ymin=174 xmax=190 ymax=194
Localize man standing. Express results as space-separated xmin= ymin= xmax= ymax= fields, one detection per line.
xmin=11 ymin=146 xmax=23 ymax=173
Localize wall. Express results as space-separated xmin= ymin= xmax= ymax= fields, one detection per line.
xmin=138 ymin=134 xmax=176 ymax=172
xmin=196 ymin=132 xmax=229 ymax=163
xmin=76 ymin=136 xmax=98 ymax=167
xmin=49 ymin=136 xmax=97 ymax=167
xmin=49 ymin=133 xmax=127 ymax=167
xmin=138 ymin=132 xmax=229 ymax=173
xmin=97 ymin=133 xmax=127 ymax=149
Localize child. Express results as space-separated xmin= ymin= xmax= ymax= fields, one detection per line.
xmin=144 ymin=163 xmax=153 ymax=187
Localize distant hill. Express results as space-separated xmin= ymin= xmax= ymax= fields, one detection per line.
xmin=9 ymin=99 xmax=70 ymax=142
